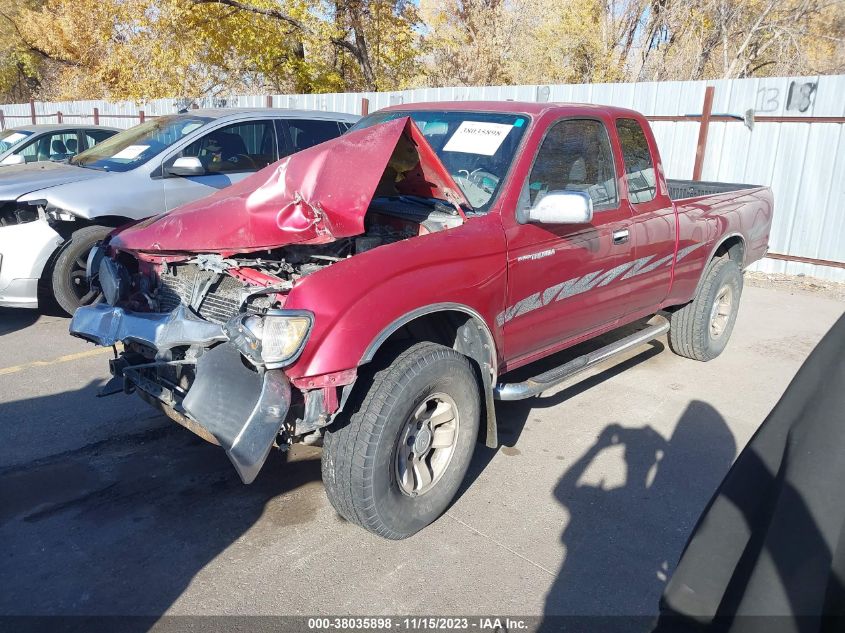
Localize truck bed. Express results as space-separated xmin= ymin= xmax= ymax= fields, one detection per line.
xmin=667 ymin=179 xmax=763 ymax=201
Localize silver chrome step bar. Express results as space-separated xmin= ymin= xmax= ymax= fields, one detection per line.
xmin=494 ymin=316 xmax=670 ymax=401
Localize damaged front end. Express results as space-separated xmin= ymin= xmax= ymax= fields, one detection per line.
xmin=70 ymin=254 xmax=311 ymax=483
xmin=70 ymin=117 xmax=467 ymax=484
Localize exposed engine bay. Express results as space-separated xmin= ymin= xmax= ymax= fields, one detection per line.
xmin=105 ymin=200 xmax=462 ymax=325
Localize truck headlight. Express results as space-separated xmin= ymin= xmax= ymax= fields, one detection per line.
xmin=228 ymin=311 xmax=313 ymax=367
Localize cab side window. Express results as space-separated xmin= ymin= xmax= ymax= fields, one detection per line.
xmin=85 ymin=129 xmax=116 ymax=149
xmin=16 ymin=131 xmax=80 ymax=163
xmin=46 ymin=132 xmax=79 ymax=160
xmin=527 ymin=119 xmax=617 ymax=210
xmin=616 ymin=118 xmax=657 ymax=204
xmin=16 ymin=138 xmax=41 ymax=163
xmin=286 ymin=119 xmax=345 ymax=154
xmin=175 ymin=120 xmax=278 ymax=173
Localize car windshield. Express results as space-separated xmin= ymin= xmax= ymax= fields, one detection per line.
xmin=0 ymin=129 xmax=33 ymax=153
xmin=350 ymin=110 xmax=529 ymax=212
xmin=71 ymin=115 xmax=213 ymax=172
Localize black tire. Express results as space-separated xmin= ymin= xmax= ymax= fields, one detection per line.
xmin=50 ymin=225 xmax=112 ymax=315
xmin=321 ymin=341 xmax=481 ymax=539
xmin=668 ymin=257 xmax=743 ymax=361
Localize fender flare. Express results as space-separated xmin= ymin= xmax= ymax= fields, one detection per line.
xmin=690 ymin=232 xmax=746 ymax=299
xmin=360 ymin=302 xmax=500 ymax=449
xmin=361 ymin=302 xmax=497 ymax=373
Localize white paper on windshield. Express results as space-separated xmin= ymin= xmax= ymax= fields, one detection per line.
xmin=4 ymin=132 xmax=27 ymax=144
xmin=111 ymin=145 xmax=149 ymax=160
xmin=443 ymin=122 xmax=514 ymax=156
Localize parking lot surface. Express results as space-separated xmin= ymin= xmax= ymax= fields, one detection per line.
xmin=0 ymin=283 xmax=842 ymax=620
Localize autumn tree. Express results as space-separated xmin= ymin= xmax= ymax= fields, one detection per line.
xmin=0 ymin=0 xmax=44 ymax=102
xmin=419 ymin=0 xmax=513 ymax=86
xmin=1 ymin=0 xmax=422 ymax=100
xmin=174 ymin=0 xmax=424 ymax=93
xmin=421 ymin=0 xmax=845 ymax=85
xmin=0 ymin=0 xmax=842 ymax=102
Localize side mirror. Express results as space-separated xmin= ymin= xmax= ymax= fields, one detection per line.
xmin=0 ymin=154 xmax=26 ymax=166
xmin=167 ymin=156 xmax=206 ymax=177
xmin=526 ymin=191 xmax=593 ymax=225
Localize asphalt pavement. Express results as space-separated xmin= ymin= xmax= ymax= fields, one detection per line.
xmin=0 ymin=284 xmax=842 ymax=621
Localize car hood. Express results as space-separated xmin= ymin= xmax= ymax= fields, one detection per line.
xmin=111 ymin=117 xmax=469 ymax=255
xmin=0 ymin=161 xmax=108 ymax=200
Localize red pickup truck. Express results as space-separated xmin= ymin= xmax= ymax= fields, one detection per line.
xmin=71 ymin=102 xmax=773 ymax=539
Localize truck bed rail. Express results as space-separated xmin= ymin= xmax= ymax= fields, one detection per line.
xmin=667 ymin=179 xmax=762 ymax=201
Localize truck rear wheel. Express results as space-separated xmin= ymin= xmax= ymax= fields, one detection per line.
xmin=668 ymin=257 xmax=743 ymax=361
xmin=51 ymin=225 xmax=111 ymax=315
xmin=321 ymin=342 xmax=480 ymax=539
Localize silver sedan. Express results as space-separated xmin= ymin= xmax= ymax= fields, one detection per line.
xmin=0 ymin=109 xmax=359 ymax=313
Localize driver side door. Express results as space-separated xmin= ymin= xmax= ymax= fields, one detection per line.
xmin=161 ymin=119 xmax=279 ymax=211
xmin=503 ymin=118 xmax=634 ymax=366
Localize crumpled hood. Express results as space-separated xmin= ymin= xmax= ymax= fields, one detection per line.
xmin=111 ymin=117 xmax=469 ymax=254
xmin=0 ymin=161 xmax=108 ymax=201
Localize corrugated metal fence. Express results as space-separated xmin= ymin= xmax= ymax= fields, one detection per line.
xmin=1 ymin=76 xmax=843 ymax=281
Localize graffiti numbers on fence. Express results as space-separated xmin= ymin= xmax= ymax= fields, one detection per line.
xmin=756 ymin=80 xmax=817 ymax=114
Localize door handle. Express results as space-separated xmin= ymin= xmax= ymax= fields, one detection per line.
xmin=612 ymin=229 xmax=630 ymax=245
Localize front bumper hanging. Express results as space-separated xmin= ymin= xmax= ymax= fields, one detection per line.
xmin=70 ymin=303 xmax=228 ymax=349
xmin=70 ymin=304 xmax=292 ymax=484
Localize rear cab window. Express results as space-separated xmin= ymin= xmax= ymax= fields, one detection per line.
xmin=616 ymin=118 xmax=657 ymax=204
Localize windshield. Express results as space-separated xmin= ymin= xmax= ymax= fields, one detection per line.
xmin=351 ymin=110 xmax=529 ymax=212
xmin=0 ymin=129 xmax=33 ymax=153
xmin=71 ymin=115 xmax=213 ymax=172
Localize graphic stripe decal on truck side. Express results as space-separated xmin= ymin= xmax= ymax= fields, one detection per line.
xmin=497 ymin=243 xmax=704 ymax=326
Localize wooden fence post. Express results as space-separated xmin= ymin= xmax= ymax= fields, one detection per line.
xmin=266 ymin=95 xmax=273 ymax=108
xmin=139 ymin=110 xmax=145 ymax=123
xmin=93 ymin=107 xmax=99 ymax=125
xmin=0 ymin=110 xmax=5 ymax=130
xmin=361 ymin=97 xmax=369 ymax=116
xmin=30 ymin=99 xmax=37 ymax=124
xmin=57 ymin=111 xmax=63 ymax=124
xmin=693 ymin=86 xmax=715 ymax=181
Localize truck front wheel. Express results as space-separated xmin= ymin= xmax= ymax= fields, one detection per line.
xmin=321 ymin=342 xmax=481 ymax=539
xmin=668 ymin=257 xmax=743 ymax=361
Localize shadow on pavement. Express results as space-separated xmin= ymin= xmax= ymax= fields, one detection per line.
xmin=0 ymin=381 xmax=323 ymax=623
xmin=0 ymin=307 xmax=43 ymax=335
xmin=458 ymin=337 xmax=665 ymax=504
xmin=538 ymin=401 xmax=737 ymax=630
xmin=0 ymin=315 xmax=732 ymax=627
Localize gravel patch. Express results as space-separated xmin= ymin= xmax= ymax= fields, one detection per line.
xmin=745 ymin=271 xmax=845 ymax=302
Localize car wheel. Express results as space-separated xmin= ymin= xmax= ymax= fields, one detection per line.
xmin=668 ymin=257 xmax=743 ymax=361
xmin=51 ymin=225 xmax=112 ymax=315
xmin=321 ymin=341 xmax=481 ymax=539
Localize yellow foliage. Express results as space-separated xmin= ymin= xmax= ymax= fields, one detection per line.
xmin=0 ymin=0 xmax=842 ymax=101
